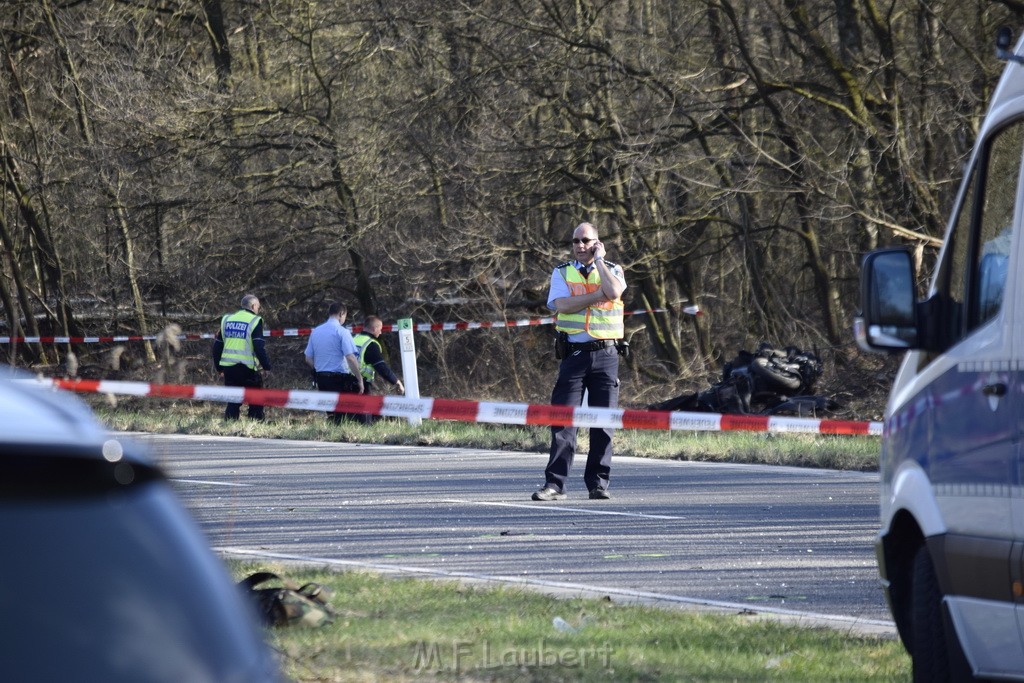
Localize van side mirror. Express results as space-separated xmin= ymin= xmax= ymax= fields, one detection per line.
xmin=854 ymin=248 xmax=919 ymax=352
xmin=997 ymin=26 xmax=1024 ymax=63
xmin=998 ymin=26 xmax=1013 ymax=52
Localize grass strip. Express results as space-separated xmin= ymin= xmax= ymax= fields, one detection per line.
xmin=232 ymin=561 xmax=908 ymax=682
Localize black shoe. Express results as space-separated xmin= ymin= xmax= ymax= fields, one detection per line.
xmin=532 ymin=487 xmax=566 ymax=501
xmin=589 ymin=488 xmax=611 ymax=500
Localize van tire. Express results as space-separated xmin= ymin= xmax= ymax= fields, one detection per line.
xmin=911 ymin=545 xmax=951 ymax=682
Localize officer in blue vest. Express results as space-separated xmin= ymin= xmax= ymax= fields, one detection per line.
xmin=212 ymin=294 xmax=273 ymax=420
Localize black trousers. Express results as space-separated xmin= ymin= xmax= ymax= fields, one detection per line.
xmin=359 ymin=379 xmax=379 ymax=424
xmin=543 ymin=345 xmax=620 ymax=493
xmin=221 ymin=364 xmax=264 ymax=420
xmin=316 ymin=372 xmax=361 ymax=423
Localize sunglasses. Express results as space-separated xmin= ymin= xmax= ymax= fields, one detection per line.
xmin=572 ymin=238 xmax=595 ymax=245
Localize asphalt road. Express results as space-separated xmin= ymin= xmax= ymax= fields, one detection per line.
xmin=136 ymin=433 xmax=894 ymax=635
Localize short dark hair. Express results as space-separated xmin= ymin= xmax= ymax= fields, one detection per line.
xmin=328 ymin=302 xmax=347 ymax=317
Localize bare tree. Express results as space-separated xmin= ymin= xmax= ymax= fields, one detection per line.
xmin=0 ymin=0 xmax=1017 ymax=412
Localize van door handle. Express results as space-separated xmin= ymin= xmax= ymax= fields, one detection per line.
xmin=983 ymin=382 xmax=1007 ymax=397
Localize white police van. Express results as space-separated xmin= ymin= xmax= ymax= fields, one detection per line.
xmin=856 ymin=27 xmax=1024 ymax=683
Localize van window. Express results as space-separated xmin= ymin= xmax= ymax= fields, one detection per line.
xmin=937 ymin=120 xmax=1022 ymax=341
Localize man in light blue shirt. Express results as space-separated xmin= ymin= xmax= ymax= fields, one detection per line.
xmin=304 ymin=302 xmax=364 ymax=423
xmin=533 ymin=222 xmax=627 ymax=502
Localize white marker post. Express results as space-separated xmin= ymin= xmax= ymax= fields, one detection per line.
xmin=397 ymin=318 xmax=421 ymax=426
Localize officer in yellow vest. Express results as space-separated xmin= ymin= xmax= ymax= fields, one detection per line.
xmin=352 ymin=315 xmax=405 ymax=424
xmin=353 ymin=316 xmax=405 ymax=396
xmin=532 ymin=222 xmax=626 ymax=502
xmin=212 ymin=294 xmax=273 ymax=420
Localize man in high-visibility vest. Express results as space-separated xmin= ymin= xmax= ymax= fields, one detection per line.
xmin=353 ymin=316 xmax=405 ymax=395
xmin=351 ymin=315 xmax=405 ymax=425
xmin=532 ymin=222 xmax=626 ymax=502
xmin=212 ymin=294 xmax=273 ymax=420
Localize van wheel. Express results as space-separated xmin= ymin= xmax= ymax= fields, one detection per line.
xmin=911 ymin=545 xmax=950 ymax=681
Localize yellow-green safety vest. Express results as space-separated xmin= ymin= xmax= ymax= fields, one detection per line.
xmin=219 ymin=309 xmax=262 ymax=369
xmin=352 ymin=332 xmax=381 ymax=381
xmin=554 ymin=265 xmax=624 ymax=339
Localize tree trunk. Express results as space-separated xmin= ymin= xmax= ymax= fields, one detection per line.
xmin=0 ymin=211 xmax=47 ymax=364
xmin=110 ymin=178 xmax=154 ymax=361
xmin=0 ymin=142 xmax=74 ymax=342
xmin=42 ymin=0 xmax=154 ymax=360
xmin=201 ymin=0 xmax=233 ymax=91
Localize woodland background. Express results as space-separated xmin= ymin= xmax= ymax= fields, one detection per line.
xmin=1 ymin=0 xmax=1021 ymax=419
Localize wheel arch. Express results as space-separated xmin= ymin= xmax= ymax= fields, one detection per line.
xmin=879 ymin=507 xmax=926 ymax=650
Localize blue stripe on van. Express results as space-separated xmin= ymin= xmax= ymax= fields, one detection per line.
xmin=882 ymin=363 xmax=1017 ymax=488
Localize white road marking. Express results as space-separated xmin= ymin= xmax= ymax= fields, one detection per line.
xmin=443 ymin=499 xmax=686 ymax=520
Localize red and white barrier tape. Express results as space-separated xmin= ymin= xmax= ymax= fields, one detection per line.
xmin=24 ymin=377 xmax=881 ymax=437
xmin=0 ymin=307 xmax=697 ymax=345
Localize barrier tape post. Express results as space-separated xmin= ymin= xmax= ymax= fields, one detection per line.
xmin=397 ymin=318 xmax=421 ymax=426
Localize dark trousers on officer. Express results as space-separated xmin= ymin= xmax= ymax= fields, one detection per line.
xmin=543 ymin=345 xmax=620 ymax=493
xmin=359 ymin=379 xmax=379 ymax=424
xmin=316 ymin=372 xmax=361 ymax=423
xmin=222 ymin=363 xmax=264 ymax=420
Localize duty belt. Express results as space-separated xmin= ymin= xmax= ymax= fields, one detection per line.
xmin=567 ymin=339 xmax=617 ymax=352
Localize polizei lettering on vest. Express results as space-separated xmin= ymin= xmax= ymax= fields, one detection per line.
xmin=223 ymin=321 xmax=250 ymax=337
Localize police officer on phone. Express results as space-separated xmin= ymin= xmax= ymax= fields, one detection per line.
xmin=532 ymin=222 xmax=627 ymax=501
